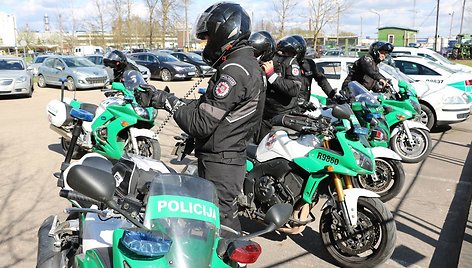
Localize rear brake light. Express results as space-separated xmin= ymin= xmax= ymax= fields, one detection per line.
xmin=229 ymin=241 xmax=262 ymax=264
xmin=465 ymin=80 xmax=472 ymax=86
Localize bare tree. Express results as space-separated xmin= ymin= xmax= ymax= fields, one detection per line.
xmin=309 ymin=0 xmax=348 ymax=48
xmin=272 ymin=0 xmax=297 ymax=38
xmin=111 ymin=0 xmax=125 ymax=48
xmin=125 ymin=0 xmax=134 ymax=48
xmin=158 ymin=0 xmax=177 ymax=48
xmin=93 ymin=0 xmax=109 ymax=49
xmin=17 ymin=25 xmax=37 ymax=51
xmin=145 ymin=0 xmax=160 ymax=48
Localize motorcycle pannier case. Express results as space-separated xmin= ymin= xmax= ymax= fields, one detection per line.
xmin=46 ymin=99 xmax=73 ymax=127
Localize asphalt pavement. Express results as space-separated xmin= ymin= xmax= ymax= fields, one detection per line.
xmin=0 ymin=80 xmax=470 ymax=268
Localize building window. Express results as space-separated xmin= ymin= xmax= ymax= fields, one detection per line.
xmin=388 ymin=34 xmax=394 ymax=44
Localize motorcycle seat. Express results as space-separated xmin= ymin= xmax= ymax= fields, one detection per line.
xmin=246 ymin=143 xmax=258 ymax=159
xmin=79 ymin=103 xmax=98 ymax=117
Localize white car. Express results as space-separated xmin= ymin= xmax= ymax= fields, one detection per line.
xmin=311 ymin=57 xmax=470 ymax=129
xmin=392 ymin=46 xmax=472 ymax=73
xmin=393 ymin=56 xmax=472 ymax=101
xmin=0 ymin=56 xmax=34 ymax=98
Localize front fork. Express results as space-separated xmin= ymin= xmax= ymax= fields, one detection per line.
xmin=402 ymin=121 xmax=415 ymax=146
xmin=323 ymin=139 xmax=355 ymax=231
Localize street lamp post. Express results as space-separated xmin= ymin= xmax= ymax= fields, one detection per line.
xmin=449 ymin=11 xmax=454 ymax=38
xmin=370 ymin=10 xmax=381 ymax=40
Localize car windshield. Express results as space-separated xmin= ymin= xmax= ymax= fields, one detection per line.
xmin=187 ymin=53 xmax=203 ymax=61
xmin=428 ymin=60 xmax=456 ymax=73
xmin=157 ymin=54 xmax=179 ymax=62
xmin=144 ymin=173 xmax=218 ymax=268
xmin=428 ymin=50 xmax=455 ymax=65
xmin=0 ymin=59 xmax=25 ymax=70
xmin=379 ymin=63 xmax=415 ymax=83
xmin=34 ymin=57 xmax=47 ymax=64
xmin=63 ymin=57 xmax=96 ymax=67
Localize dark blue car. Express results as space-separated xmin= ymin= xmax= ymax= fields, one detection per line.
xmin=130 ymin=52 xmax=196 ymax=81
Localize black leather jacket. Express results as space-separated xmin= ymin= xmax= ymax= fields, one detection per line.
xmin=299 ymin=58 xmax=334 ymax=101
xmin=342 ymin=54 xmax=384 ymax=92
xmin=174 ymin=45 xmax=266 ymax=165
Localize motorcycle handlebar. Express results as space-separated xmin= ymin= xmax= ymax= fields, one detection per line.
xmin=271 ymin=114 xmax=324 ymax=133
xmin=59 ymin=189 xmax=102 ymax=207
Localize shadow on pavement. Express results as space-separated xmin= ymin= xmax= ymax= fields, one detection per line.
xmin=48 ymin=143 xmax=65 ymax=156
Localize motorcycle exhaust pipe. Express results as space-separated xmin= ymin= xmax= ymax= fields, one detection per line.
xmin=37 ymin=216 xmax=62 ymax=268
xmin=49 ymin=125 xmax=72 ymax=140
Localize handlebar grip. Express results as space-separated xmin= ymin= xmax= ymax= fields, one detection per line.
xmin=59 ymin=189 xmax=102 ymax=207
xmin=271 ymin=114 xmax=316 ymax=132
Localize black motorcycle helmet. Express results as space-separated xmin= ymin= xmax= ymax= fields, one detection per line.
xmin=103 ymin=50 xmax=127 ymax=71
xmin=194 ymin=2 xmax=251 ymax=66
xmin=290 ymin=35 xmax=307 ymax=62
xmin=276 ymin=35 xmax=305 ymax=59
xmin=248 ymin=30 xmax=276 ymax=62
xmin=369 ymin=41 xmax=394 ymax=63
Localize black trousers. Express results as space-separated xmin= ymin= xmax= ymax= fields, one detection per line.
xmin=257 ymin=119 xmax=273 ymax=144
xmin=198 ymin=158 xmax=245 ymax=238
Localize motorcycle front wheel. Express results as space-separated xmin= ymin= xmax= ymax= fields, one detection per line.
xmin=126 ymin=137 xmax=161 ymax=160
xmin=390 ymin=128 xmax=432 ymax=163
xmin=320 ymin=197 xmax=397 ymax=268
xmin=353 ymin=158 xmax=405 ymax=202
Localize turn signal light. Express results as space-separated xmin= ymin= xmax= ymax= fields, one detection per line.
xmin=326 ymin=165 xmax=335 ymax=172
xmin=396 ymin=115 xmax=406 ymax=121
xmin=121 ymin=120 xmax=130 ymax=127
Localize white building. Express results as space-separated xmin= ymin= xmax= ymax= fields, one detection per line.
xmin=0 ymin=12 xmax=16 ymax=47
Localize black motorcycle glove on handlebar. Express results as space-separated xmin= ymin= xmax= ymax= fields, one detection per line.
xmin=134 ymin=84 xmax=156 ymax=107
xmin=151 ymin=90 xmax=185 ymax=113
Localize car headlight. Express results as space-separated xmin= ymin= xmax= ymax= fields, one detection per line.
xmin=350 ymin=146 xmax=373 ymax=171
xmin=201 ymin=65 xmax=210 ymax=70
xmin=443 ymin=95 xmax=467 ymax=104
xmin=174 ymin=66 xmax=185 ymax=71
xmin=15 ymin=76 xmax=27 ymax=83
xmin=133 ymin=104 xmax=150 ymax=119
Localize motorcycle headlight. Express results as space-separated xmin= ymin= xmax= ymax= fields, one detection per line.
xmin=409 ymin=99 xmax=421 ymax=114
xmin=350 ymin=146 xmax=373 ymax=171
xmin=120 ymin=229 xmax=172 ymax=259
xmin=133 ymin=105 xmax=150 ymax=119
xmin=443 ymin=95 xmax=467 ymax=105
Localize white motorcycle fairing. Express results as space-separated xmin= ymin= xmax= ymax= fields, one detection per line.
xmin=371 ymin=146 xmax=402 ymax=161
xmin=391 ymin=119 xmax=430 ymax=137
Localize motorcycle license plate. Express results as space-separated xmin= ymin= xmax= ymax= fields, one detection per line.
xmin=188 ymin=72 xmax=195 ymax=76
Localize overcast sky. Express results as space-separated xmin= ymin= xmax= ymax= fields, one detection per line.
xmin=0 ymin=0 xmax=470 ymax=39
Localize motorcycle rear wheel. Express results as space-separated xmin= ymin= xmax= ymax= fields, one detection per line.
xmin=353 ymin=158 xmax=405 ymax=202
xmin=390 ymin=128 xmax=432 ymax=163
xmin=61 ymin=137 xmax=86 ymax=160
xmin=319 ymin=197 xmax=396 ymax=268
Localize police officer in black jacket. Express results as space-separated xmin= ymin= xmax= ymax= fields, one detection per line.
xmin=290 ymin=35 xmax=335 ymax=108
xmin=258 ymin=35 xmax=303 ymax=142
xmin=103 ymin=50 xmax=140 ymax=82
xmin=342 ymin=41 xmax=394 ymax=95
xmin=137 ymin=2 xmax=266 ymax=238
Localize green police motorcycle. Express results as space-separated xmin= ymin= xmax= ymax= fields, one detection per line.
xmin=37 ymin=107 xmax=292 ymax=268
xmin=47 ymin=70 xmax=160 ymax=160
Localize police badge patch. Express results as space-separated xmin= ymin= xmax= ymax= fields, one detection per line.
xmin=214 ymin=81 xmax=231 ymax=98
xmin=292 ymin=65 xmax=300 ymax=76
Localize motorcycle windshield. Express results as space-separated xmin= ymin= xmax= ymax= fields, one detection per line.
xmin=144 ymin=173 xmax=219 ymax=268
xmin=348 ymin=81 xmax=380 ymax=108
xmin=123 ymin=70 xmax=147 ymax=90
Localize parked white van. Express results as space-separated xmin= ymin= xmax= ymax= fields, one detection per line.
xmin=73 ymin=46 xmax=104 ymax=57
xmin=392 ymin=46 xmax=472 ymax=73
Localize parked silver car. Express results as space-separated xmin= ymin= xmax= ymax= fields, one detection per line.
xmin=28 ymin=55 xmax=50 ymax=76
xmin=37 ymin=56 xmax=108 ymax=91
xmin=0 ymin=56 xmax=33 ymax=97
xmin=85 ymin=54 xmax=151 ymax=82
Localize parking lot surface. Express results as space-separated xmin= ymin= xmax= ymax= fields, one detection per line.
xmin=0 ymin=80 xmax=470 ymax=267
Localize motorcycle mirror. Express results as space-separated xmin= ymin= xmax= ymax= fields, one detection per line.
xmin=383 ymin=105 xmax=393 ymax=113
xmin=331 ymin=104 xmax=352 ymax=120
xmin=351 ymin=102 xmax=362 ymax=112
xmin=67 ymin=165 xmax=116 ymax=203
xmin=264 ymin=203 xmax=292 ymax=228
xmin=164 ymin=86 xmax=171 ymax=93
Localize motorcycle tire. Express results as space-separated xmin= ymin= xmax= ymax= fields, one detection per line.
xmin=319 ymin=197 xmax=397 ymax=268
xmin=127 ymin=136 xmax=161 ymax=160
xmin=61 ymin=137 xmax=86 ymax=160
xmin=353 ymin=158 xmax=405 ymax=202
xmin=390 ymin=128 xmax=432 ymax=163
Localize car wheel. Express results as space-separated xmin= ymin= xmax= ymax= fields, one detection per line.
xmin=160 ymin=69 xmax=172 ymax=82
xmin=419 ymin=103 xmax=435 ymax=130
xmin=66 ymin=77 xmax=76 ymax=91
xmin=25 ymin=82 xmax=33 ymax=98
xmin=37 ymin=74 xmax=46 ymax=88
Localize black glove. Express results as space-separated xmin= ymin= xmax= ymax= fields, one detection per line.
xmin=151 ymin=90 xmax=184 ymax=113
xmin=134 ymin=84 xmax=156 ymax=107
